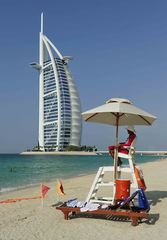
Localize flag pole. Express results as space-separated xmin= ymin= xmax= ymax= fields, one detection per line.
xmin=41 ymin=184 xmax=44 ymax=208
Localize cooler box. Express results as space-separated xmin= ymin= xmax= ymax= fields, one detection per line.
xmin=115 ymin=179 xmax=131 ymax=200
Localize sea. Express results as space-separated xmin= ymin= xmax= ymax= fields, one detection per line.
xmin=0 ymin=153 xmax=165 ymax=195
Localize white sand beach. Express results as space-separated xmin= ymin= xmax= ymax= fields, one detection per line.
xmin=0 ymin=159 xmax=167 ymax=240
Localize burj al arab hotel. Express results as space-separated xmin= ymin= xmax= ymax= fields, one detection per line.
xmin=31 ymin=14 xmax=82 ymax=151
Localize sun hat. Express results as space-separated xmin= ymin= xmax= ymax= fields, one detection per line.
xmin=127 ymin=125 xmax=135 ymax=132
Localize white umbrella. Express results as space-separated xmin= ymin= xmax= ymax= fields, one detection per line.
xmin=82 ymin=98 xmax=156 ymax=126
xmin=82 ymin=98 xmax=157 ymax=180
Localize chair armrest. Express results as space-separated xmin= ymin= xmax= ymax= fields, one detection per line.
xmin=122 ymin=146 xmax=131 ymax=150
xmin=122 ymin=146 xmax=135 ymax=154
xmin=122 ymin=146 xmax=135 ymax=150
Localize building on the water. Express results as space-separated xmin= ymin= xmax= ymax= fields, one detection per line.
xmin=31 ymin=13 xmax=82 ymax=151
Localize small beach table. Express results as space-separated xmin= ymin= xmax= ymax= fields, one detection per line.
xmin=56 ymin=203 xmax=149 ymax=226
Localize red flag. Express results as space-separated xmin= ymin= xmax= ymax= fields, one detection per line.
xmin=41 ymin=184 xmax=50 ymax=198
xmin=57 ymin=179 xmax=65 ymax=196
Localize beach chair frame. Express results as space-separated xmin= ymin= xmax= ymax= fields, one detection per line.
xmin=56 ymin=204 xmax=149 ymax=226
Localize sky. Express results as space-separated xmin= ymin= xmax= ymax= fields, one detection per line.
xmin=0 ymin=0 xmax=167 ymax=153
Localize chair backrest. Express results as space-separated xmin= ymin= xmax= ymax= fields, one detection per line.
xmin=119 ymin=191 xmax=138 ymax=208
xmin=118 ymin=189 xmax=150 ymax=211
xmin=108 ymin=191 xmax=138 ymax=210
xmin=128 ymin=137 xmax=137 ymax=154
xmin=118 ymin=137 xmax=137 ymax=158
xmin=131 ymin=137 xmax=137 ymax=148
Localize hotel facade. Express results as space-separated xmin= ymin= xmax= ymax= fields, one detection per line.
xmin=31 ymin=14 xmax=82 ymax=151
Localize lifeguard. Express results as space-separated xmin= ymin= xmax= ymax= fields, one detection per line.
xmin=108 ymin=125 xmax=136 ymax=166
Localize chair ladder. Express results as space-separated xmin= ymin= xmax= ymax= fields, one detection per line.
xmin=85 ymin=155 xmax=138 ymax=204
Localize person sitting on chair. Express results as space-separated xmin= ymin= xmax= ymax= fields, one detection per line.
xmin=108 ymin=125 xmax=136 ymax=166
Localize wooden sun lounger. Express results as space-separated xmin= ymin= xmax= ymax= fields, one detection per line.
xmin=56 ymin=204 xmax=149 ymax=226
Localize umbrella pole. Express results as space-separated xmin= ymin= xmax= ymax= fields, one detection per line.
xmin=113 ymin=114 xmax=119 ymax=204
xmin=114 ymin=114 xmax=119 ymax=180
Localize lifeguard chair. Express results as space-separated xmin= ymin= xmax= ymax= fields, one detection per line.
xmin=85 ymin=138 xmax=140 ymax=204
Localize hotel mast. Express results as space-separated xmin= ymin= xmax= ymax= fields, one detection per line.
xmin=31 ymin=13 xmax=82 ymax=151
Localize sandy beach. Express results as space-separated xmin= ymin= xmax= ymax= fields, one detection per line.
xmin=0 ymin=159 xmax=167 ymax=240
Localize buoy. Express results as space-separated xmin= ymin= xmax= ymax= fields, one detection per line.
xmin=134 ymin=166 xmax=146 ymax=190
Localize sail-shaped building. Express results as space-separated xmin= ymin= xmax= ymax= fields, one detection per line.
xmin=31 ymin=14 xmax=82 ymax=151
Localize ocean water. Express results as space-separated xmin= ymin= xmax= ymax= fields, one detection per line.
xmin=0 ymin=153 xmax=164 ymax=194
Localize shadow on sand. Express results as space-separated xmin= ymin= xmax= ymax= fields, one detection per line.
xmin=146 ymin=190 xmax=167 ymax=206
xmin=144 ymin=190 xmax=167 ymax=225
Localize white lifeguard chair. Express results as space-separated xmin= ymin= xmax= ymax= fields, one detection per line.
xmin=85 ymin=138 xmax=138 ymax=204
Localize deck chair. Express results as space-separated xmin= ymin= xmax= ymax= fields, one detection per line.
xmin=56 ymin=189 xmax=149 ymax=226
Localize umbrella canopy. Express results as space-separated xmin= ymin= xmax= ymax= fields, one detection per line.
xmin=82 ymin=98 xmax=156 ymax=126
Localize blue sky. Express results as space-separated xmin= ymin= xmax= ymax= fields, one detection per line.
xmin=0 ymin=0 xmax=167 ymax=153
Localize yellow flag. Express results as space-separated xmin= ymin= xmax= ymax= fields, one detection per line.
xmin=57 ymin=179 xmax=65 ymax=195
